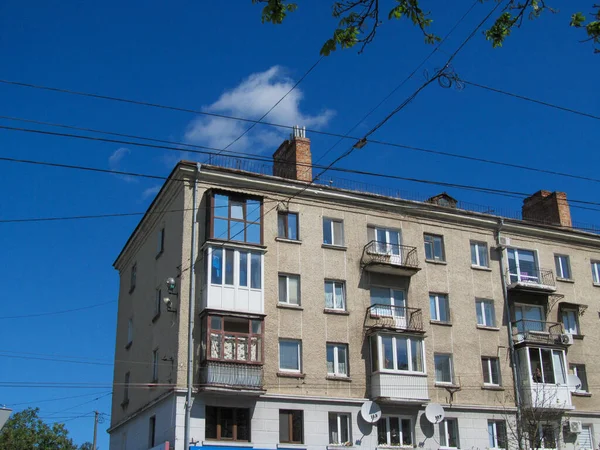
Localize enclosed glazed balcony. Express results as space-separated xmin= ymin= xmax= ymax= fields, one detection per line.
xmin=361 ymin=241 xmax=420 ymax=276
xmin=512 ymin=319 xmax=563 ymax=345
xmin=198 ymin=361 xmax=264 ymax=392
xmin=370 ymin=372 xmax=429 ymax=403
xmin=364 ymin=304 xmax=424 ymax=333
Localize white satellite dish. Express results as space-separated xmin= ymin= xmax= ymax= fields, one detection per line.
xmin=360 ymin=401 xmax=382 ymax=423
xmin=425 ymin=403 xmax=445 ymax=424
xmin=0 ymin=407 xmax=12 ymax=431
xmin=567 ymin=374 xmax=582 ymax=393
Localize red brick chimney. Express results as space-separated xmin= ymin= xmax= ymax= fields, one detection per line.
xmin=522 ymin=190 xmax=572 ymax=227
xmin=273 ymin=126 xmax=312 ymax=182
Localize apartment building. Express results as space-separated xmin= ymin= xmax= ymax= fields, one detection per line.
xmin=108 ymin=130 xmax=600 ymax=450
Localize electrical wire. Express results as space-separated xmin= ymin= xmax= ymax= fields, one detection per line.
xmin=0 ymin=300 xmax=115 ymax=320
xmin=7 ymin=391 xmax=112 ymax=407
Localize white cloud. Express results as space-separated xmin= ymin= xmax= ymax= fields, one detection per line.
xmin=184 ymin=66 xmax=334 ymax=153
xmin=108 ymin=147 xmax=137 ymax=183
xmin=142 ymin=185 xmax=161 ymax=200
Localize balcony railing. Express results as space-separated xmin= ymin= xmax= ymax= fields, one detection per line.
xmin=506 ymin=268 xmax=556 ymax=292
xmin=361 ymin=241 xmax=420 ymax=275
xmin=512 ymin=319 xmax=563 ymax=344
xmin=370 ymin=372 xmax=429 ymax=402
xmin=198 ymin=361 xmax=263 ymax=391
xmin=364 ymin=304 xmax=424 ymax=332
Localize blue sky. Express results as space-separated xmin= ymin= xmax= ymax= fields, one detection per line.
xmin=0 ymin=0 xmax=599 ymax=447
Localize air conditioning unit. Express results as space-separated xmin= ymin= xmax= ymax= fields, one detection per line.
xmin=558 ymin=333 xmax=574 ymax=345
xmin=569 ymin=420 xmax=583 ymax=434
xmin=498 ymin=237 xmax=511 ymax=247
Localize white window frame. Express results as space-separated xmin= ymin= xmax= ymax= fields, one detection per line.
xmin=439 ymin=418 xmax=459 ymax=448
xmin=324 ymin=280 xmax=346 ymax=311
xmin=279 ymin=274 xmax=300 ymax=305
xmin=434 ymin=353 xmax=454 ymax=384
xmin=530 ymin=424 xmax=557 ymax=450
xmin=561 ymin=308 xmax=579 ymax=335
xmin=323 ymin=217 xmax=344 ymax=246
xmin=208 ymin=247 xmax=263 ymax=291
xmin=328 ymin=412 xmax=351 ymax=445
xmin=375 ymin=334 xmax=425 ymax=374
xmin=370 ymin=226 xmax=402 ymax=254
xmin=571 ymin=364 xmax=589 ymax=392
xmin=470 ymin=241 xmax=489 ymax=267
xmin=507 ymin=247 xmax=540 ymax=283
xmin=279 ymin=339 xmax=302 ymax=373
xmin=592 ymin=261 xmax=600 ymax=284
xmin=488 ymin=420 xmax=507 ymax=449
xmin=527 ymin=347 xmax=567 ymax=385
xmin=424 ymin=233 xmax=445 ymax=261
xmin=152 ymin=348 xmax=159 ymax=382
xmin=579 ymin=425 xmax=594 ymax=450
xmin=476 ymin=298 xmax=496 ymax=327
xmin=378 ymin=416 xmax=413 ymax=447
xmin=326 ymin=343 xmax=349 ymax=377
xmin=430 ymin=293 xmax=450 ymax=323
xmin=482 ymin=357 xmax=501 ymax=386
xmin=554 ymin=254 xmax=571 ymax=279
xmin=127 ymin=318 xmax=133 ymax=346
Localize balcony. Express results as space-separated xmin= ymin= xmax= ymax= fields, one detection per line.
xmin=506 ymin=268 xmax=556 ymax=293
xmin=370 ymin=373 xmax=428 ymax=403
xmin=520 ymin=383 xmax=573 ymax=410
xmin=361 ymin=241 xmax=420 ymax=276
xmin=512 ymin=319 xmax=564 ymax=345
xmin=198 ymin=361 xmax=264 ymax=393
xmin=364 ymin=305 xmax=424 ymax=333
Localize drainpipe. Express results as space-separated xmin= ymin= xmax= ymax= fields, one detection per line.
xmin=184 ymin=164 xmax=199 ymax=450
xmin=497 ymin=219 xmax=523 ymax=450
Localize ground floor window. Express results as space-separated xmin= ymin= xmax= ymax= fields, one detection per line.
xmin=488 ymin=420 xmax=507 ymax=449
xmin=205 ymin=406 xmax=251 ymax=442
xmin=279 ymin=410 xmax=303 ymax=444
xmin=439 ymin=419 xmax=459 ymax=448
xmin=328 ymin=412 xmax=351 ymax=445
xmin=378 ymin=416 xmax=412 ymax=446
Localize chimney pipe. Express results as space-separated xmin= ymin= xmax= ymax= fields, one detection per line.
xmin=522 ymin=190 xmax=572 ymax=227
xmin=273 ymin=126 xmax=312 ymax=182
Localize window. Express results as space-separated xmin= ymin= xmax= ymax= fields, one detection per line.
xmin=528 ymin=347 xmax=566 ymax=385
xmin=152 ymin=349 xmax=159 ymax=382
xmin=488 ymin=420 xmax=507 ymax=449
xmin=554 ymin=254 xmax=571 ymax=279
xmin=205 ymin=406 xmax=251 ymax=442
xmin=279 ymin=339 xmax=301 ymax=372
xmin=471 ymin=241 xmax=489 ymax=267
xmin=148 ymin=416 xmax=156 ymax=448
xmin=424 ymin=234 xmax=445 ymax=261
xmin=476 ymin=299 xmax=496 ymax=327
xmin=370 ymin=287 xmax=406 ymax=319
xmin=570 ymin=364 xmax=589 ymax=392
xmin=578 ymin=425 xmax=594 ymax=450
xmin=514 ymin=304 xmax=544 ymax=333
xmin=434 ymin=353 xmax=454 ymax=384
xmin=130 ymin=263 xmax=137 ymax=292
xmin=327 ymin=343 xmax=348 ymax=377
xmin=157 ymin=227 xmax=165 ymax=256
xmin=561 ymin=308 xmax=580 ymax=335
xmin=325 ymin=281 xmax=346 ymax=311
xmin=329 ymin=413 xmax=351 ymax=445
xmin=154 ymin=288 xmax=161 ymax=318
xmin=482 ymin=357 xmax=501 ymax=386
xmin=279 ymin=410 xmax=303 ymax=444
xmin=507 ymin=248 xmax=539 ymax=283
xmin=127 ymin=318 xmax=133 ymax=347
xmin=278 ymin=211 xmax=298 ymax=240
xmin=279 ymin=274 xmax=300 ymax=305
xmin=374 ymin=335 xmax=424 ymax=373
xmin=529 ymin=425 xmax=556 ymax=450
xmin=323 ymin=217 xmax=344 ymax=246
xmin=211 ymin=192 xmax=262 ymax=244
xmin=210 ymin=247 xmax=262 ymax=289
xmin=439 ymin=419 xmax=459 ymax=448
xmin=378 ymin=417 xmax=412 ymax=446
xmin=204 ymin=316 xmax=263 ymax=363
xmin=430 ymin=294 xmax=450 ymax=323
xmin=368 ymin=226 xmax=401 ymax=255
xmin=123 ymin=372 xmax=130 ymax=404
xmin=592 ymin=261 xmax=600 ymax=284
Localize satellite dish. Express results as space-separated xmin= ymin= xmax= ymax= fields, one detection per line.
xmin=0 ymin=408 xmax=12 ymax=431
xmin=567 ymin=374 xmax=582 ymax=393
xmin=360 ymin=401 xmax=382 ymax=423
xmin=425 ymin=403 xmax=445 ymax=424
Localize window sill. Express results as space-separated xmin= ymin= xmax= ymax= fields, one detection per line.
xmin=425 ymin=259 xmax=447 ymax=265
xmin=593 ymin=283 xmax=600 ymax=288
xmin=322 ymin=244 xmax=347 ymax=251
xmin=481 ymin=385 xmax=504 ymax=391
xmin=328 ymin=445 xmax=355 ymax=450
xmin=276 ymin=237 xmax=302 ymax=245
xmin=471 ymin=265 xmax=492 ymax=272
xmin=476 ymin=325 xmax=500 ymax=331
xmin=326 ymin=375 xmax=352 ymax=382
xmin=435 ymin=383 xmax=460 ymax=389
xmin=324 ymin=308 xmax=350 ymax=316
xmin=277 ymin=444 xmax=306 ymax=449
xmin=125 ymin=341 xmax=132 ymax=350
xmin=572 ymin=391 xmax=592 ymax=397
xmin=556 ymin=277 xmax=575 ymax=283
xmin=277 ymin=372 xmax=305 ymax=379
xmin=206 ymin=239 xmax=268 ymax=251
xmin=430 ymin=320 xmax=452 ymax=327
xmin=277 ymin=304 xmax=303 ymax=311
xmin=152 ymin=312 xmax=161 ymax=323
xmin=203 ymin=441 xmax=254 ymax=447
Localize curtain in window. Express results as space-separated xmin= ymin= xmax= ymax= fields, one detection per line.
xmin=250 ymin=337 xmax=260 ymax=362
xmin=326 ymin=345 xmax=335 ymax=374
xmin=224 ymin=336 xmax=235 ymax=360
xmin=335 ymin=284 xmax=345 ymax=309
xmin=237 ymin=337 xmax=248 ymax=361
xmin=329 ymin=414 xmax=339 ymax=444
xmin=325 ymin=283 xmax=334 ymax=309
xmin=210 ymin=333 xmax=221 ymax=358
xmin=552 ymin=350 xmax=566 ymax=384
xmin=337 ymin=347 xmax=347 ymax=375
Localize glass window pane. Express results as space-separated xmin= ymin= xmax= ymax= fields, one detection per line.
xmin=529 ymin=348 xmax=543 ymax=382
xmin=435 ymin=354 xmax=452 ymax=383
xmin=220 ymin=407 xmax=234 ymax=438
xmin=246 ymin=223 xmax=261 ymax=244
xmin=338 ymin=346 xmax=347 ymax=375
xmin=229 ymin=220 xmax=245 ymax=241
xmin=482 ymin=359 xmax=491 ymax=384
xmin=541 ymin=349 xmax=555 ymax=384
xmin=476 ymin=300 xmax=484 ymax=325
xmin=291 ymin=411 xmax=303 ymax=443
xmin=214 ymin=194 xmax=229 ymax=217
xmin=225 ymin=249 xmax=234 ymax=285
xmin=213 ymin=218 xmax=228 ymax=239
xmin=288 ymin=276 xmax=299 ymax=305
xmin=323 ymin=219 xmax=332 ymax=244
xmin=396 ymin=337 xmax=409 ymax=370
xmin=378 ymin=418 xmax=388 ymax=445
xmin=329 ymin=414 xmax=338 ymax=444
xmin=389 ymin=417 xmax=400 ymax=445
xmin=251 ymin=320 xmax=261 ymax=334
xmin=478 ymin=244 xmax=488 ymax=266
xmin=488 ymin=422 xmax=495 ymax=448
xmin=205 ymin=406 xmax=217 ymax=439
xmin=211 ymin=248 xmax=223 ymax=284
xmin=230 ymin=201 xmax=244 ymax=220
xmin=552 ymin=350 xmax=566 ymax=384
xmin=326 ymin=345 xmax=334 ymax=374
xmin=433 ymin=237 xmax=444 ymax=260
xmin=239 ymin=253 xmax=248 ymax=287
xmin=471 ymin=243 xmax=478 ymax=265
xmin=288 ymin=213 xmax=298 ymax=240
xmin=340 ymin=415 xmax=349 ymax=443
xmin=279 ymin=276 xmax=287 ymax=303
xmin=325 ymin=282 xmax=334 ymax=308
xmin=411 ymin=339 xmax=423 ymax=372
xmin=484 ymin=301 xmax=495 ymax=327
xmin=335 ymin=284 xmax=345 ymax=309
xmin=278 ymin=213 xmax=286 ymax=238
xmin=430 ymin=295 xmax=437 ymax=321
xmin=401 ymin=419 xmax=412 ymax=446
xmin=279 ymin=412 xmax=290 ymax=443
xmin=246 ymin=199 xmax=261 ymax=222
xmin=490 ymin=359 xmax=500 ymax=384
xmin=438 ymin=295 xmax=449 ymax=322
xmin=382 ymin=336 xmax=393 ymax=370
xmin=448 ymin=420 xmax=458 ymax=447
xmin=251 ymin=253 xmax=261 ymax=289
xmin=371 ymin=336 xmax=379 ymax=372
xmin=333 ymin=221 xmax=344 ymax=246
xmin=280 ymin=341 xmax=300 ymax=371
xmin=439 ymin=423 xmax=447 ymax=447
xmin=236 ymin=409 xmax=250 ymax=441
xmin=424 ymin=239 xmax=433 ymax=260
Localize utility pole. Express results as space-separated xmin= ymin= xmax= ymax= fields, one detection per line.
xmin=93 ymin=410 xmax=99 ymax=450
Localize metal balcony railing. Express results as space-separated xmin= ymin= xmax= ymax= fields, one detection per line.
xmin=364 ymin=304 xmax=424 ymax=332
xmin=198 ymin=361 xmax=263 ymax=390
xmin=361 ymin=241 xmax=419 ymax=271
xmin=506 ymin=268 xmax=555 ymax=289
xmin=512 ymin=319 xmax=563 ymax=344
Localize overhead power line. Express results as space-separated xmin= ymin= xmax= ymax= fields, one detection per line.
xmin=8 ymin=391 xmax=111 ymax=407
xmin=0 ymin=300 xmax=115 ymax=319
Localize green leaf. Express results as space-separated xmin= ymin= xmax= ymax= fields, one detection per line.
xmin=570 ymin=12 xmax=586 ymax=28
